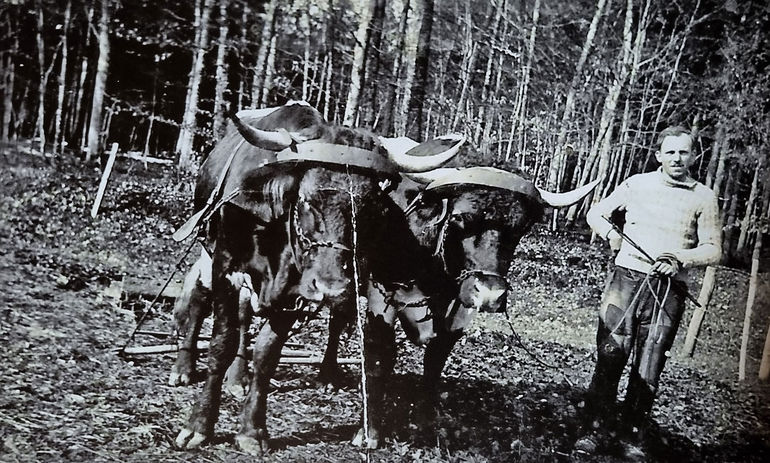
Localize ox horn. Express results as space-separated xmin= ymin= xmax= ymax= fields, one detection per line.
xmin=407 ymin=166 xmax=601 ymax=209
xmin=379 ymin=134 xmax=465 ymax=173
xmin=404 ymin=167 xmax=462 ymax=185
xmin=228 ymin=109 xmax=297 ymax=151
xmin=536 ymin=178 xmax=601 ymax=207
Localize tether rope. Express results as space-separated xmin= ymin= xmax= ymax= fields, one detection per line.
xmin=346 ymin=167 xmax=370 ymax=461
xmin=504 ymin=269 xmax=673 ymax=385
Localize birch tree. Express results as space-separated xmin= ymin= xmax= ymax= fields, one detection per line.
xmin=176 ymin=0 xmax=214 ymax=172
xmin=35 ymin=2 xmax=46 ymax=156
xmin=408 ymin=0 xmax=434 ymax=138
xmin=85 ymin=0 xmax=111 ymax=163
xmin=342 ymin=0 xmax=375 ymax=127
xmin=251 ymin=0 xmax=278 ymax=107
xmin=212 ymin=0 xmax=230 ymax=139
xmin=53 ymin=0 xmax=72 ymax=159
xmin=71 ymin=1 xmax=93 ymax=149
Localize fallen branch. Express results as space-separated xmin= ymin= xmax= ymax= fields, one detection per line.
xmin=120 ymin=151 xmax=174 ymax=165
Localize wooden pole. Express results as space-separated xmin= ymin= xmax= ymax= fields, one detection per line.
xmin=683 ymin=266 xmax=717 ymax=356
xmin=739 ymin=232 xmax=762 ymax=380
xmin=91 ymin=142 xmax=118 ymax=219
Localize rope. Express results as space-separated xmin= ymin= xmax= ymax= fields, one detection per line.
xmin=501 ymin=269 xmax=673 ymax=383
xmin=346 ymin=168 xmax=370 ymax=460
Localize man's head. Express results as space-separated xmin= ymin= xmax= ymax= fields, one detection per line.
xmin=655 ymin=126 xmax=694 ymax=181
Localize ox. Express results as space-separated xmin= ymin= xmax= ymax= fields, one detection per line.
xmin=345 ymin=166 xmax=600 ymax=446
xmin=173 ymin=102 xmax=463 ymax=454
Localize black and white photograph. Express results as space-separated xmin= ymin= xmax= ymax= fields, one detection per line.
xmin=1 ymin=0 xmax=768 ymax=461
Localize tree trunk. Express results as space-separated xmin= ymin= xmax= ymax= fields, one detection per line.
xmin=53 ymin=0 xmax=72 ymax=160
xmin=705 ymin=124 xmax=724 ymax=189
xmin=381 ymin=0 xmax=411 ymax=134
xmin=237 ymin=3 xmax=250 ymax=109
xmin=722 ymin=162 xmax=739 ymax=252
xmin=35 ymin=4 xmax=46 ymax=156
xmin=682 ymin=266 xmax=718 ymax=356
xmin=1 ymin=12 xmax=17 ymax=143
xmin=450 ymin=0 xmax=477 ymax=132
xmin=86 ymin=0 xmax=110 ymax=163
xmin=513 ymin=0 xmax=540 ymax=161
xmin=72 ymin=2 xmax=94 ymax=151
xmin=408 ymin=0 xmax=434 ymax=138
xmin=546 ymin=0 xmax=608 ymax=193
xmin=299 ymin=0 xmax=312 ymax=101
xmin=251 ymin=0 xmax=278 ymax=106
xmin=394 ymin=2 xmax=422 ymax=137
xmin=362 ymin=0 xmax=386 ymax=129
xmin=739 ymin=230 xmax=763 ymax=381
xmin=212 ymin=0 xmax=230 ymax=140
xmin=736 ymin=157 xmax=762 ymax=254
xmin=260 ymin=35 xmax=277 ymax=107
xmin=176 ymin=0 xmax=214 ymax=173
xmin=343 ymin=0 xmax=376 ymax=127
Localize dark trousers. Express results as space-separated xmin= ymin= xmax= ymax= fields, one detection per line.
xmin=585 ymin=266 xmax=686 ymax=426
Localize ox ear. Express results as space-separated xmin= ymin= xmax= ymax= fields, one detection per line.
xmin=379 ymin=134 xmax=465 ymax=173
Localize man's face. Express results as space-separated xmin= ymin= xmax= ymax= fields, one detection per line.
xmin=655 ymin=133 xmax=694 ymax=181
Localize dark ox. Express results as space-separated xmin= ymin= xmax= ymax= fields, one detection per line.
xmin=331 ymin=166 xmax=598 ymax=448
xmin=172 ymin=102 xmax=463 ymax=454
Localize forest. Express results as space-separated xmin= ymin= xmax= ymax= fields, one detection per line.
xmin=1 ymin=0 xmax=769 ymax=265
xmin=2 ymin=1 xmax=770 ymax=461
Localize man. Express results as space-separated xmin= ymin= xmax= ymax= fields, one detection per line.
xmin=575 ymin=126 xmax=722 ymax=458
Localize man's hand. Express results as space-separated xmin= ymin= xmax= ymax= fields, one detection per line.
xmin=650 ymin=253 xmax=681 ymax=277
xmin=607 ymin=229 xmax=622 ymax=252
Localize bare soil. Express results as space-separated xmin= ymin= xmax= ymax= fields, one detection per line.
xmin=1 ymin=149 xmax=768 ymax=462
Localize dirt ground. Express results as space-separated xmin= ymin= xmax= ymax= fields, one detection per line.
xmin=1 ymin=148 xmax=769 ymax=462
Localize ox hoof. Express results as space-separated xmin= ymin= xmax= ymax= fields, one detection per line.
xmin=175 ymin=428 xmax=208 ymax=449
xmin=235 ymin=433 xmax=269 ymax=455
xmin=352 ymin=428 xmax=380 ymax=449
xmin=168 ymin=366 xmax=193 ymax=387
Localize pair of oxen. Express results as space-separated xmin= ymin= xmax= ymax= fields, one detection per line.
xmin=169 ymin=101 xmax=597 ymax=454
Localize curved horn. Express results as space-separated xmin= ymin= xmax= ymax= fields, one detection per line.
xmin=535 ymin=178 xmax=601 ymax=208
xmin=228 ymin=110 xmax=295 ymax=151
xmin=379 ymin=134 xmax=465 ymax=173
xmin=404 ymin=167 xmax=462 ymax=185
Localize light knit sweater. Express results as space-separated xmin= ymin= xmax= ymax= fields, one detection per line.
xmin=586 ymin=168 xmax=722 ymax=277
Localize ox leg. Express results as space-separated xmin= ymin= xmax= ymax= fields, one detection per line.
xmin=235 ymin=309 xmax=298 ymax=455
xmin=352 ymin=311 xmax=396 ymax=449
xmin=170 ymin=254 xmax=212 ymax=386
xmin=319 ymin=309 xmax=351 ymax=387
xmin=418 ymin=330 xmax=463 ymax=426
xmin=175 ymin=276 xmax=240 ymax=449
xmin=224 ymin=287 xmax=254 ymax=399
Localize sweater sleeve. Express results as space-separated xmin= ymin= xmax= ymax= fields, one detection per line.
xmin=670 ymin=190 xmax=722 ymax=268
xmin=586 ymin=180 xmax=630 ymax=239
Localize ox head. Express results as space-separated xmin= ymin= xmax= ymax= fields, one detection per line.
xmin=216 ymin=103 xmax=464 ymax=304
xmin=404 ymin=167 xmax=599 ymax=319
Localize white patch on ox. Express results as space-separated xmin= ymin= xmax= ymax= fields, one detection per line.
xmin=224 ymin=272 xmax=258 ymax=308
xmin=471 ymin=286 xmax=505 ymax=310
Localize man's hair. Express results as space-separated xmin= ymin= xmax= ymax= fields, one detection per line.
xmin=656 ymin=126 xmax=692 ymax=151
